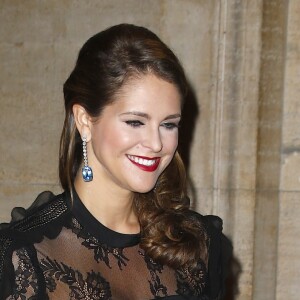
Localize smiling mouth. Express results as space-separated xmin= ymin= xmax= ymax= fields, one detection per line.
xmin=127 ymin=155 xmax=160 ymax=172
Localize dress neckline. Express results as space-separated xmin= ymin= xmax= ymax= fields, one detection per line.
xmin=71 ymin=189 xmax=140 ymax=248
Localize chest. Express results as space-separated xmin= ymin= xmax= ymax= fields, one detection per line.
xmin=35 ymin=228 xmax=189 ymax=299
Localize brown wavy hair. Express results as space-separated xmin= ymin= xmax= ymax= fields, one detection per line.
xmin=59 ymin=24 xmax=208 ymax=271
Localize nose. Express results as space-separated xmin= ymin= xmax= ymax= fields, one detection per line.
xmin=142 ymin=127 xmax=163 ymax=153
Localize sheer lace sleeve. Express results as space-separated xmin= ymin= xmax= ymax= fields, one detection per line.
xmin=6 ymin=248 xmax=39 ymax=300
xmin=0 ymin=192 xmax=69 ymax=300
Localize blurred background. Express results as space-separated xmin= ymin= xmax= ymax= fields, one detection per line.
xmin=0 ymin=1 xmax=299 ymax=299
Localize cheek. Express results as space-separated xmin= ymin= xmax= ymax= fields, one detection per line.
xmin=101 ymin=126 xmax=141 ymax=153
xmin=163 ymin=131 xmax=179 ymax=152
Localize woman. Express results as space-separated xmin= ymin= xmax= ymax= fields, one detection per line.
xmin=0 ymin=24 xmax=225 ymax=299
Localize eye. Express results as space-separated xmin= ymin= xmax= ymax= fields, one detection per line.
xmin=125 ymin=120 xmax=144 ymax=128
xmin=161 ymin=122 xmax=179 ymax=130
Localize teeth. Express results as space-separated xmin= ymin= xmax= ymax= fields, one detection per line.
xmin=128 ymin=155 xmax=156 ymax=166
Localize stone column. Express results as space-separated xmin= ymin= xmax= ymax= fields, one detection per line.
xmin=253 ymin=1 xmax=288 ymax=299
xmin=276 ymin=0 xmax=300 ymax=299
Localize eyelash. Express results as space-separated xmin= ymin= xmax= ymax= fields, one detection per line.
xmin=125 ymin=120 xmax=179 ymax=130
xmin=162 ymin=122 xmax=179 ymax=130
xmin=125 ymin=120 xmax=144 ymax=127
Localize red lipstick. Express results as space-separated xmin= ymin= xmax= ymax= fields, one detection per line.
xmin=127 ymin=155 xmax=160 ymax=172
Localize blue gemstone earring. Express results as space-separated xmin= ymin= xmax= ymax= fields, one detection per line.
xmin=82 ymin=136 xmax=93 ymax=182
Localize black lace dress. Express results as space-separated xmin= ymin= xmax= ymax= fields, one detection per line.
xmin=0 ymin=191 xmax=225 ymax=299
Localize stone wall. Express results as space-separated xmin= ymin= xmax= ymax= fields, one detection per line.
xmin=0 ymin=1 xmax=299 ymax=299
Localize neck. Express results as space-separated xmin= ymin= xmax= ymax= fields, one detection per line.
xmin=73 ymin=175 xmax=139 ymax=234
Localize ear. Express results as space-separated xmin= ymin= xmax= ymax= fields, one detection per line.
xmin=73 ymin=104 xmax=92 ymax=141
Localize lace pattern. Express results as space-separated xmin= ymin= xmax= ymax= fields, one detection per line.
xmin=40 ymin=257 xmax=111 ymax=300
xmin=176 ymin=262 xmax=207 ymax=297
xmin=70 ymin=218 xmax=129 ymax=270
xmin=0 ymin=236 xmax=13 ymax=282
xmin=10 ymin=249 xmax=38 ymax=299
xmin=138 ymin=249 xmax=168 ymax=298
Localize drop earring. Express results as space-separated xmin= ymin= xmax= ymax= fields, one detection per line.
xmin=82 ymin=136 xmax=93 ymax=182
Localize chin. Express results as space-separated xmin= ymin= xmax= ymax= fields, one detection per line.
xmin=130 ymin=182 xmax=156 ymax=194
xmin=133 ymin=187 xmax=155 ymax=194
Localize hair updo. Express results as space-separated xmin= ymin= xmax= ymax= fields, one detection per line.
xmin=59 ymin=24 xmax=207 ymax=271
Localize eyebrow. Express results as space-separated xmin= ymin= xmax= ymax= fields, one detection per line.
xmin=120 ymin=111 xmax=181 ymax=120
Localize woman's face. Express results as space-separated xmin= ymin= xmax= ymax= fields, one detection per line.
xmin=87 ymin=74 xmax=181 ymax=194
